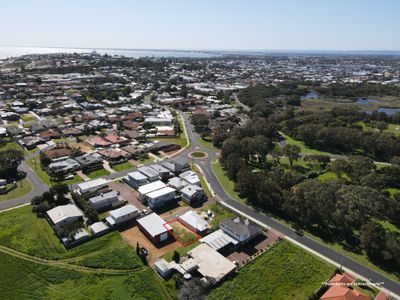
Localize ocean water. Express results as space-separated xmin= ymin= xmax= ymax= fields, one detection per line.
xmin=0 ymin=46 xmax=219 ymax=59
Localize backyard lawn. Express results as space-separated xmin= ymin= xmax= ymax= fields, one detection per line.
xmin=209 ymin=240 xmax=335 ymax=300
xmin=111 ymin=161 xmax=134 ymax=172
xmin=20 ymin=113 xmax=37 ymax=122
xmin=0 ymin=141 xmax=23 ymax=152
xmin=0 ymin=178 xmax=33 ymax=201
xmin=86 ymin=168 xmax=110 ymax=179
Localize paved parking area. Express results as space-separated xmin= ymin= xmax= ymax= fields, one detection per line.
xmin=227 ymin=231 xmax=280 ymax=265
xmin=108 ymin=181 xmax=147 ymax=211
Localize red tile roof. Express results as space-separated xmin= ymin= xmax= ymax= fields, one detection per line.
xmin=321 ymin=286 xmax=369 ymax=300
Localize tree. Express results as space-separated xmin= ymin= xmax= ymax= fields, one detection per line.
xmin=172 ymin=250 xmax=180 ymax=263
xmin=0 ymin=149 xmax=24 ymax=178
xmin=282 ymin=144 xmax=301 ymax=168
xmin=178 ymin=278 xmax=205 ymax=300
xmin=375 ymin=121 xmax=388 ymax=132
xmin=329 ymin=159 xmax=349 ymax=179
xmin=360 ymin=222 xmax=386 ymax=259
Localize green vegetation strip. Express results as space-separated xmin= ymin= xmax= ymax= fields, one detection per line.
xmin=211 ymin=160 xmax=246 ymax=203
xmin=0 ymin=178 xmax=33 ymax=201
xmin=210 ymin=240 xmax=335 ymax=300
xmin=111 ymin=161 xmax=134 ymax=172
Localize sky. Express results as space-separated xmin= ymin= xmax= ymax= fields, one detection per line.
xmin=1 ymin=0 xmax=400 ymax=51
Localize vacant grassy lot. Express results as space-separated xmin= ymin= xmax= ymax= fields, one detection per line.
xmin=211 ymin=160 xmax=245 ymax=203
xmin=170 ymin=221 xmax=199 ymax=245
xmin=150 ymin=136 xmax=187 ymax=148
xmin=20 ymin=114 xmax=37 ymax=122
xmin=111 ymin=161 xmax=134 ymax=172
xmin=87 ymin=168 xmax=110 ymax=179
xmin=0 ymin=252 xmax=173 ymax=300
xmin=0 ymin=178 xmax=33 ymax=201
xmin=201 ymin=203 xmax=236 ymax=229
xmin=210 ymin=241 xmax=334 ymax=300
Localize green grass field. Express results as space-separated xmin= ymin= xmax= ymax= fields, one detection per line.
xmin=209 ymin=241 xmax=334 ymax=300
xmin=20 ymin=114 xmax=37 ymax=122
xmin=201 ymin=203 xmax=236 ymax=229
xmin=0 ymin=252 xmax=172 ymax=300
xmin=111 ymin=161 xmax=134 ymax=172
xmin=197 ymin=137 xmax=219 ymax=151
xmin=86 ymin=168 xmax=110 ymax=179
xmin=27 ymin=155 xmax=55 ymax=185
xmin=280 ymin=132 xmax=337 ymax=156
xmin=0 ymin=205 xmax=138 ymax=262
xmin=0 ymin=141 xmax=23 ymax=152
xmin=211 ymin=160 xmax=245 ymax=203
xmin=150 ymin=136 xmax=187 ymax=148
xmin=191 ymin=165 xmax=212 ymax=197
xmin=0 ymin=178 xmax=33 ymax=201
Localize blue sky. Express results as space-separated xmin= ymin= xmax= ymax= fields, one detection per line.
xmin=1 ymin=0 xmax=399 ymax=50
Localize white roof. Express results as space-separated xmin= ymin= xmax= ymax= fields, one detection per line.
xmin=138 ymin=180 xmax=166 ymax=195
xmin=77 ymin=178 xmax=109 ymax=192
xmin=179 ymin=210 xmax=208 ymax=232
xmin=179 ymin=171 xmax=200 ymax=185
xmin=168 ymin=177 xmax=186 ymax=189
xmin=181 ymin=184 xmax=203 ymax=197
xmin=109 ymin=204 xmax=139 ymax=219
xmin=127 ymin=171 xmax=147 ymax=181
xmin=146 ymin=186 xmax=176 ymax=199
xmin=89 ymin=191 xmax=119 ymax=204
xmin=89 ymin=221 xmax=109 ymax=234
xmin=188 ymin=243 xmax=236 ymax=282
xmin=200 ymin=229 xmax=238 ymax=251
xmin=137 ymin=213 xmax=170 ymax=237
xmin=47 ymin=204 xmax=83 ymax=225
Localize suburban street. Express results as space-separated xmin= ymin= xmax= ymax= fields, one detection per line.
xmin=1 ymin=112 xmax=399 ymax=298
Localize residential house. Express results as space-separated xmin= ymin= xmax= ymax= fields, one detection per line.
xmin=180 ymin=184 xmax=206 ymax=204
xmin=89 ymin=190 xmax=125 ymax=211
xmin=179 ymin=210 xmax=208 ymax=234
xmin=75 ymin=153 xmax=103 ymax=173
xmin=89 ymin=221 xmax=110 ymax=236
xmin=146 ymin=186 xmax=177 ymax=209
xmin=179 ymin=170 xmax=201 ymax=186
xmin=105 ymin=204 xmax=140 ymax=227
xmin=320 ymin=286 xmax=369 ymax=300
xmin=149 ymin=164 xmax=172 ymax=180
xmin=138 ymin=180 xmax=167 ymax=200
xmin=48 ymin=158 xmax=81 ymax=175
xmin=38 ymin=129 xmax=61 ymax=141
xmin=103 ymin=134 xmax=127 ymax=145
xmin=98 ymin=148 xmax=130 ymax=164
xmin=46 ymin=204 xmax=84 ymax=229
xmin=124 ymin=171 xmax=148 ymax=189
xmin=137 ymin=166 xmax=159 ymax=182
xmin=162 ymin=157 xmax=189 ymax=174
xmin=85 ymin=136 xmax=112 ymax=148
xmin=76 ymin=178 xmax=110 ymax=198
xmin=167 ymin=177 xmax=186 ymax=190
xmin=220 ymin=218 xmax=262 ymax=245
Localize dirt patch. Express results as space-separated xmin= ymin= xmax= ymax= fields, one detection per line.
xmin=108 ymin=181 xmax=147 ymax=211
xmin=120 ymin=226 xmax=180 ymax=267
xmin=68 ymin=142 xmax=93 ymax=153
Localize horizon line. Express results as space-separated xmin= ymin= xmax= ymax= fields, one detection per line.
xmin=1 ymin=45 xmax=400 ymax=54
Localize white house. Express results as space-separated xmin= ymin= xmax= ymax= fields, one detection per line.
xmin=178 ymin=210 xmax=208 ymax=233
xmin=105 ymin=204 xmax=140 ymax=227
xmin=76 ymin=178 xmax=109 ymax=197
xmin=137 ymin=166 xmax=159 ymax=182
xmin=167 ymin=177 xmax=186 ymax=190
xmin=146 ymin=186 xmax=176 ymax=208
xmin=46 ymin=204 xmax=84 ymax=229
xmin=138 ymin=180 xmax=166 ymax=200
xmin=180 ymin=184 xmax=205 ymax=204
xmin=179 ymin=170 xmax=201 ymax=186
xmin=124 ymin=171 xmax=148 ymax=189
xmin=88 ymin=191 xmax=125 ymax=211
xmin=219 ymin=218 xmax=262 ymax=245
